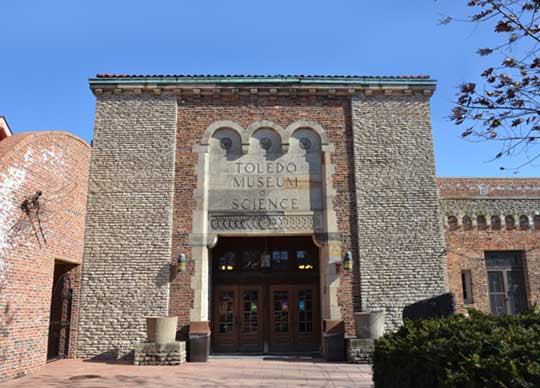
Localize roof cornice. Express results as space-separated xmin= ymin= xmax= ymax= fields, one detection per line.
xmin=88 ymin=74 xmax=437 ymax=97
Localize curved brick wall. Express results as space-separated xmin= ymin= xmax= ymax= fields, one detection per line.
xmin=0 ymin=131 xmax=90 ymax=381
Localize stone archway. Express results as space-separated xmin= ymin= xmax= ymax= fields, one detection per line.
xmin=189 ymin=120 xmax=341 ymax=329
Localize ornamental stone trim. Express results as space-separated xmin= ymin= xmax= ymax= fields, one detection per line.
xmin=209 ymin=214 xmax=321 ymax=231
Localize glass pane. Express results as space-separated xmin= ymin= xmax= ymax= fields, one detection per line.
xmin=490 ymin=294 xmax=507 ymax=316
xmin=271 ymin=251 xmax=289 ymax=270
xmin=507 ymin=271 xmax=528 ymax=314
xmin=273 ymin=290 xmax=289 ymax=332
xmin=488 ymin=272 xmax=507 ymax=315
xmin=218 ymin=251 xmax=236 ymax=271
xmin=218 ymin=291 xmax=234 ymax=333
xmin=297 ymin=288 xmax=313 ymax=333
xmin=242 ymin=290 xmax=258 ymax=333
xmin=488 ymin=271 xmax=505 ymax=293
xmin=296 ymin=250 xmax=313 ymax=270
xmin=241 ymin=250 xmax=260 ymax=271
xmin=486 ymin=251 xmax=523 ymax=269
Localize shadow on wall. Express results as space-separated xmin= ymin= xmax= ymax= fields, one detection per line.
xmin=0 ymin=270 xmax=15 ymax=372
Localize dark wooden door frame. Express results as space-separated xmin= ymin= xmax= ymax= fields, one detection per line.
xmin=211 ymin=236 xmax=321 ymax=354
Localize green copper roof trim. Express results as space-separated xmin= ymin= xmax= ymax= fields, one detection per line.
xmin=89 ymin=75 xmax=437 ymax=87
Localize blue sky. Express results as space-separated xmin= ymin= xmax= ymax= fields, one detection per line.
xmin=1 ymin=0 xmax=536 ymax=176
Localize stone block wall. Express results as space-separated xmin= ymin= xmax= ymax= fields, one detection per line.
xmin=77 ymin=93 xmax=177 ymax=358
xmin=0 ymin=132 xmax=90 ymax=381
xmin=351 ymin=94 xmax=448 ymax=330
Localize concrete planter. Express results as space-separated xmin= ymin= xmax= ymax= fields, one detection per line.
xmin=354 ymin=310 xmax=385 ymax=339
xmin=146 ymin=316 xmax=178 ymax=344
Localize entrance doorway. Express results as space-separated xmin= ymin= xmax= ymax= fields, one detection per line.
xmin=47 ymin=261 xmax=75 ymax=360
xmin=211 ymin=236 xmax=321 ymax=354
xmin=485 ymin=251 xmax=528 ymax=315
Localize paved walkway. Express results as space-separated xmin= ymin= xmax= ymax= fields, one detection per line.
xmin=1 ymin=357 xmax=372 ymax=388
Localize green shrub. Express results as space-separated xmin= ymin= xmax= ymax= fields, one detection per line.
xmin=372 ymin=309 xmax=540 ymax=388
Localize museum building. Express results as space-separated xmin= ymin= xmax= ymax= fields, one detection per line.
xmin=74 ymin=74 xmax=540 ymax=359
xmin=3 ymin=75 xmax=540 ymax=381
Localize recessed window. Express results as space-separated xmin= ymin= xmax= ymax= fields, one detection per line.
xmin=505 ymin=215 xmax=516 ymax=230
xmin=296 ymin=250 xmax=313 ymax=270
xmin=462 ymin=216 xmax=473 ymax=231
xmin=448 ymin=216 xmax=458 ymax=231
xmin=519 ymin=215 xmax=529 ymax=230
xmin=461 ymin=270 xmax=473 ymax=305
xmin=218 ymin=251 xmax=235 ymax=271
xmin=271 ymin=251 xmax=289 ymax=270
xmin=491 ymin=215 xmax=502 ymax=230
xmin=534 ymin=215 xmax=540 ymax=230
xmin=477 ymin=215 xmax=487 ymax=230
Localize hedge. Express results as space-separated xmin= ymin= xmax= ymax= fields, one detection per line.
xmin=372 ymin=309 xmax=540 ymax=388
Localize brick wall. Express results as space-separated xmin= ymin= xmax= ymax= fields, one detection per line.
xmin=439 ymin=178 xmax=540 ymax=313
xmin=77 ymin=93 xmax=178 ymax=358
xmin=0 ymin=132 xmax=90 ymax=381
xmin=351 ymin=94 xmax=448 ymax=330
xmin=170 ymin=94 xmax=359 ymax=336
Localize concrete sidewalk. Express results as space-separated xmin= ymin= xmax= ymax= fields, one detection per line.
xmin=0 ymin=357 xmax=373 ymax=388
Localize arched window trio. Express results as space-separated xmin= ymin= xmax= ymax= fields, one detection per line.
xmin=447 ymin=214 xmax=540 ymax=231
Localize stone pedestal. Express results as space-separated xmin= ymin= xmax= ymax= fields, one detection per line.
xmin=133 ymin=342 xmax=186 ymax=366
xmin=346 ymin=338 xmax=374 ymax=364
xmin=354 ymin=311 xmax=385 ymax=339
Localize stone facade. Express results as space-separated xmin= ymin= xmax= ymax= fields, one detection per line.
xmin=133 ymin=342 xmax=186 ymax=366
xmin=351 ymin=94 xmax=448 ymax=330
xmin=75 ymin=74 xmax=540 ymax=362
xmin=77 ymin=94 xmax=178 ymax=358
xmin=346 ymin=338 xmax=374 ymax=364
xmin=0 ymin=131 xmax=90 ymax=381
xmin=168 ymin=92 xmax=358 ymax=338
xmin=75 ymin=75 xmax=447 ymax=358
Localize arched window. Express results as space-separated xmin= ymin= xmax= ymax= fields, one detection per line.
xmin=447 ymin=216 xmax=458 ymax=231
xmin=519 ymin=215 xmax=529 ymax=230
xmin=491 ymin=215 xmax=502 ymax=230
xmin=462 ymin=215 xmax=473 ymax=231
xmin=534 ymin=215 xmax=540 ymax=230
xmin=477 ymin=215 xmax=487 ymax=231
xmin=505 ymin=215 xmax=515 ymax=230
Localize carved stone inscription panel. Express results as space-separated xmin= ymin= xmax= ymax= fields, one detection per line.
xmin=207 ymin=123 xmax=324 ymax=231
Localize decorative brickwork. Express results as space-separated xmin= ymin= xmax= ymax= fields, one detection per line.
xmin=77 ymin=93 xmax=178 ymax=359
xmin=0 ymin=132 xmax=90 ymax=381
xmin=169 ymin=94 xmax=359 ymax=337
xmin=439 ymin=178 xmax=540 ymax=314
xmin=351 ymin=94 xmax=448 ymax=330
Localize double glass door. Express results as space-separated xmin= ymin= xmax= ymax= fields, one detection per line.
xmin=213 ymin=284 xmax=318 ymax=353
xmin=270 ymin=285 xmax=317 ymax=353
xmin=214 ymin=286 xmax=263 ymax=352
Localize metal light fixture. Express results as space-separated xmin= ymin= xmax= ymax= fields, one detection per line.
xmin=219 ymin=252 xmax=235 ymax=271
xmin=343 ymin=251 xmax=353 ymax=270
xmin=177 ymin=253 xmax=187 ymax=273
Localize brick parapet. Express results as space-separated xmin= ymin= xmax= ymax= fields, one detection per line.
xmin=438 ymin=177 xmax=540 ymax=199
